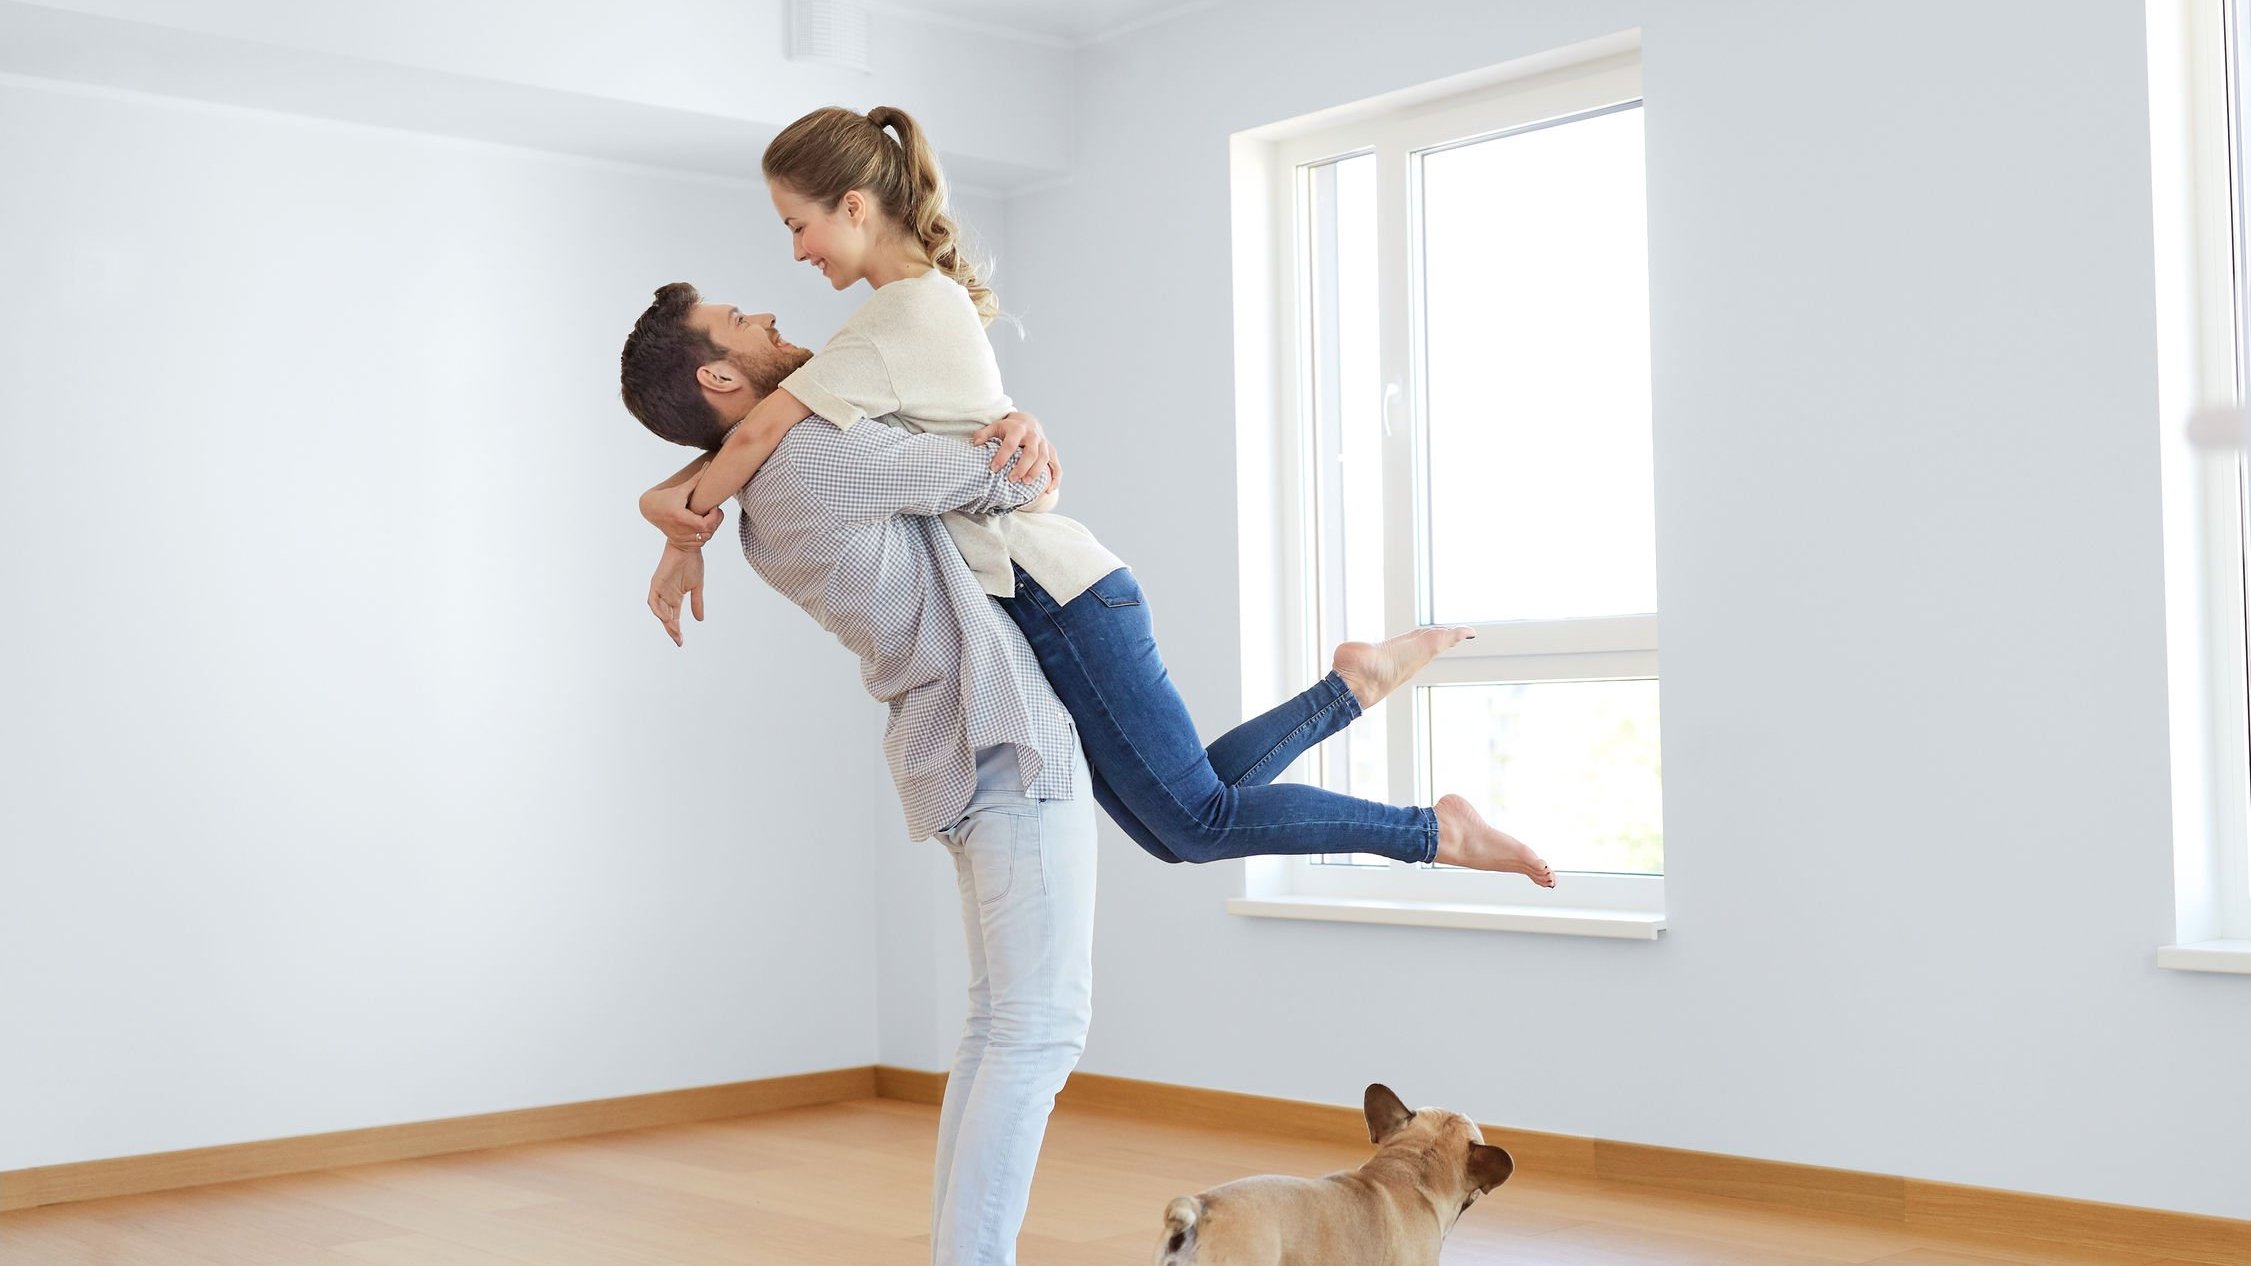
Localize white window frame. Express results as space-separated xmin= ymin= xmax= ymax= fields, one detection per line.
xmin=2149 ymin=0 xmax=2251 ymax=973
xmin=1226 ymin=31 xmax=1665 ymax=940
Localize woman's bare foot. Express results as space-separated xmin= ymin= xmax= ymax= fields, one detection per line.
xmin=1334 ymin=626 xmax=1474 ymax=709
xmin=1433 ymin=795 xmax=1556 ymax=887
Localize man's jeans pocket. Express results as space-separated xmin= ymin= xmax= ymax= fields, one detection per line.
xmin=962 ymin=804 xmax=1040 ymax=908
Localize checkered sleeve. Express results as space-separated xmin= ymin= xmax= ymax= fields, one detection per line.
xmin=801 ymin=423 xmax=1051 ymax=522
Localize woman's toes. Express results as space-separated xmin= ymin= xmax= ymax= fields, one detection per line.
xmin=1405 ymin=625 xmax=1465 ymax=663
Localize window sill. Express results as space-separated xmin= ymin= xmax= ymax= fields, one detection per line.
xmin=2157 ymin=940 xmax=2251 ymax=974
xmin=1226 ymin=895 xmax=1665 ymax=940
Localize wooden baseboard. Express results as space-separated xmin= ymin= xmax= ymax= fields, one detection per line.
xmin=871 ymin=1064 xmax=947 ymax=1105
xmin=0 ymin=1065 xmax=873 ymax=1214
xmin=11 ymin=1063 xmax=2246 ymax=1266
xmin=1052 ymin=1068 xmax=1603 ymax=1181
xmin=874 ymin=1067 xmax=2251 ymax=1266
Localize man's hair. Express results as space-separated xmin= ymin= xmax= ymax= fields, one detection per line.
xmin=620 ymin=282 xmax=730 ymax=452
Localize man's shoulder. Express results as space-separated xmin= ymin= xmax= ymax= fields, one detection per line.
xmin=743 ymin=418 xmax=835 ymax=492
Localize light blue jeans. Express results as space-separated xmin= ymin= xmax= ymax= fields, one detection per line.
xmin=928 ymin=740 xmax=1098 ymax=1266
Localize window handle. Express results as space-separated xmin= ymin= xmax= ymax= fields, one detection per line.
xmin=2188 ymin=404 xmax=2246 ymax=450
xmin=1381 ymin=382 xmax=1403 ymax=438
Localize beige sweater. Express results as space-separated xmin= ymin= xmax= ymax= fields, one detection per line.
xmin=779 ymin=269 xmax=1124 ymax=604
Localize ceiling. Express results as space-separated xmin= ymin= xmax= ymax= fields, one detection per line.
xmin=867 ymin=0 xmax=1223 ymax=45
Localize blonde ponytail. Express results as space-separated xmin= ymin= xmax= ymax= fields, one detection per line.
xmin=866 ymin=107 xmax=997 ymax=327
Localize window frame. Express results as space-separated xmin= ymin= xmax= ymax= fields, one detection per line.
xmin=2149 ymin=0 xmax=2251 ymax=970
xmin=1231 ymin=42 xmax=1666 ymax=930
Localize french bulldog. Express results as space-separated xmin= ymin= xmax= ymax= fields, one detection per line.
xmin=1155 ymin=1083 xmax=1515 ymax=1265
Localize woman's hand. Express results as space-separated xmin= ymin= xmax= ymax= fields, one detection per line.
xmin=971 ymin=410 xmax=1061 ymax=487
xmin=646 ymin=542 xmax=707 ymax=646
xmin=641 ymin=480 xmax=725 ymax=551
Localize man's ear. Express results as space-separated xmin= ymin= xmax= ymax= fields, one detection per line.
xmin=697 ymin=361 xmax=740 ymax=394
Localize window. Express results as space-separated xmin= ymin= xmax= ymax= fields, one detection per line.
xmin=1228 ymin=37 xmax=1666 ymax=936
xmin=2149 ymin=0 xmax=2251 ymax=971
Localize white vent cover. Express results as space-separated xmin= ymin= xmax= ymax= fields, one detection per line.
xmin=791 ymin=0 xmax=871 ymax=73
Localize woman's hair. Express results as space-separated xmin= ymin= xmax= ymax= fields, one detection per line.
xmin=762 ymin=105 xmax=998 ymax=327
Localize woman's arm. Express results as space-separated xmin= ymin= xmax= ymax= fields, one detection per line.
xmin=685 ymin=387 xmax=813 ymax=516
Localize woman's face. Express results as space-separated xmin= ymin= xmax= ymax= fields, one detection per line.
xmin=770 ymin=181 xmax=867 ymax=291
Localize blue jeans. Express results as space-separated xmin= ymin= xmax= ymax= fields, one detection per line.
xmin=929 ymin=741 xmax=1098 ymax=1266
xmin=998 ymin=565 xmax=1438 ymax=865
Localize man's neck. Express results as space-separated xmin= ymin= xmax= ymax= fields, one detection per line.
xmin=712 ymin=393 xmax=757 ymax=432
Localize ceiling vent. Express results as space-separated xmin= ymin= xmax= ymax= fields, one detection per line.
xmin=791 ymin=0 xmax=872 ymax=74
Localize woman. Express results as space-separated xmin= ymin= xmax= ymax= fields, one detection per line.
xmin=643 ymin=105 xmax=1554 ymax=884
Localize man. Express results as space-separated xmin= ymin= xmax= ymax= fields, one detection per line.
xmin=618 ymin=282 xmax=1090 ymax=1266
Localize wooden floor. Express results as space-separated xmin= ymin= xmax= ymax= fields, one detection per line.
xmin=0 ymin=1097 xmax=2207 ymax=1265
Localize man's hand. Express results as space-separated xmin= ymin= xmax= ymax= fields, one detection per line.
xmin=646 ymin=543 xmax=707 ymax=646
xmin=971 ymin=410 xmax=1061 ymax=488
xmin=641 ymin=480 xmax=724 ymax=551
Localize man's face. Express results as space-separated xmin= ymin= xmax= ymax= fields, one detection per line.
xmin=688 ymin=302 xmax=814 ymax=403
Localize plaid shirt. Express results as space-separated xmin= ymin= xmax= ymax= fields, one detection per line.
xmin=732 ymin=417 xmax=1079 ymax=839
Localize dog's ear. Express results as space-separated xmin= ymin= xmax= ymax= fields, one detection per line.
xmin=1465 ymin=1142 xmax=1515 ymax=1194
xmin=1364 ymin=1083 xmax=1413 ymax=1144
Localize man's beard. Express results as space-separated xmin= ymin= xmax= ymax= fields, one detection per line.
xmin=730 ymin=344 xmax=814 ymax=396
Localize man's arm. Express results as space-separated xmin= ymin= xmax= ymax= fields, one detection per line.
xmin=648 ymin=452 xmax=709 ymax=493
xmin=640 ymin=452 xmax=722 ymax=550
xmin=790 ymin=422 xmax=1051 ymax=523
xmin=645 ymin=538 xmax=707 ymax=647
xmin=966 ymin=411 xmax=1062 ymax=511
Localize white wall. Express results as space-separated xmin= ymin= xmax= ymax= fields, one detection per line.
xmin=0 ymin=74 xmax=937 ymax=1170
xmin=0 ymin=0 xmax=1076 ymax=188
xmin=986 ymin=0 xmax=2251 ymax=1223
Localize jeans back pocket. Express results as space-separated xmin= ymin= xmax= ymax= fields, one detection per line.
xmin=1084 ymin=567 xmax=1142 ymax=609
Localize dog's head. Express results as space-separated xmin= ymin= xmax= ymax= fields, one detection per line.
xmin=1363 ymin=1083 xmax=1515 ymax=1231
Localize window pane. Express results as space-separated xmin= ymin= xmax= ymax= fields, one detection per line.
xmin=1425 ymin=679 xmax=1663 ymax=875
xmin=1420 ymin=105 xmax=1655 ymax=624
xmin=1304 ymin=153 xmax=1391 ymax=865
